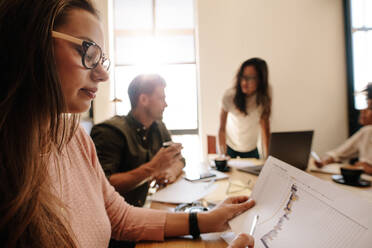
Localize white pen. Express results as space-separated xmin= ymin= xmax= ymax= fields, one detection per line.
xmin=249 ymin=214 xmax=259 ymax=235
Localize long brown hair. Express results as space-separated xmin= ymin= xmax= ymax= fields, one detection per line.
xmin=233 ymin=58 xmax=271 ymax=119
xmin=0 ymin=0 xmax=98 ymax=247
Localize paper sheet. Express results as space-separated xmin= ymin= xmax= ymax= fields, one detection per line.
xmin=220 ymin=232 xmax=236 ymax=245
xmin=229 ymin=156 xmax=372 ymax=248
xmin=199 ymin=168 xmax=228 ymax=182
xmin=150 ymin=178 xmax=217 ymax=204
xmin=228 ymin=159 xmax=261 ymax=169
xmin=309 ymin=163 xmax=342 ymax=175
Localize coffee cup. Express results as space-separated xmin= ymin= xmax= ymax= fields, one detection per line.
xmin=214 ymin=157 xmax=228 ymax=171
xmin=340 ymin=165 xmax=364 ymax=184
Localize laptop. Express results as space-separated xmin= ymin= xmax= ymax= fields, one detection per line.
xmin=238 ymin=130 xmax=314 ymax=175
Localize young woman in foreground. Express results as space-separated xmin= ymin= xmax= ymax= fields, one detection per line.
xmin=0 ymin=0 xmax=254 ymax=247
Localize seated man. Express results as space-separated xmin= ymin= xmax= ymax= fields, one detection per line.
xmin=315 ymin=83 xmax=372 ymax=174
xmin=91 ymin=74 xmax=185 ymax=207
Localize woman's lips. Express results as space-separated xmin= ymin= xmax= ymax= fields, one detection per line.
xmin=80 ymin=88 xmax=97 ymax=99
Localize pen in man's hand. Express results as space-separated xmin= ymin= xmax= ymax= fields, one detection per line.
xmin=249 ymin=214 xmax=259 ymax=236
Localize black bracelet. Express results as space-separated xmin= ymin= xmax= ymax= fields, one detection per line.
xmin=189 ymin=212 xmax=200 ymax=239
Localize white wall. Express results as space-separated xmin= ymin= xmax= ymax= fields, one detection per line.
xmin=196 ymin=0 xmax=348 ymax=158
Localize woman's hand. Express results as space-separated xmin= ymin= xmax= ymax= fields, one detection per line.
xmin=355 ymin=161 xmax=372 ymax=175
xmin=314 ymin=156 xmax=335 ymax=168
xmin=198 ymin=196 xmax=255 ymax=233
xmin=228 ymin=233 xmax=254 ymax=248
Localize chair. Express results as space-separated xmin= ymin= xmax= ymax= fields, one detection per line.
xmin=207 ymin=135 xmax=217 ymax=154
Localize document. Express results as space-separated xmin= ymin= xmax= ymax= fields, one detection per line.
xmin=229 ymin=156 xmax=372 ymax=248
xmin=228 ymin=159 xmax=260 ymax=169
xmin=150 ymin=178 xmax=217 ymax=204
xmin=309 ymin=163 xmax=342 ymax=175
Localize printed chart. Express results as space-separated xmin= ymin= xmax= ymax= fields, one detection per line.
xmin=230 ymin=157 xmax=372 ymax=248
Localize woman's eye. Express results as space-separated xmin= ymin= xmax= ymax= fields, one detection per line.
xmin=76 ymin=47 xmax=84 ymax=56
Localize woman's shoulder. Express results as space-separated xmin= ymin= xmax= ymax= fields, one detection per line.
xmin=358 ymin=125 xmax=372 ymax=134
xmin=224 ymin=87 xmax=236 ymax=96
xmin=223 ymin=87 xmax=236 ymax=101
xmin=222 ymin=87 xmax=236 ymax=111
xmin=71 ymin=125 xmax=97 ymax=155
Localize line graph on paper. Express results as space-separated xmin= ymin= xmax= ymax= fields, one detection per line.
xmin=260 ymin=184 xmax=299 ymax=247
xmin=252 ymin=165 xmax=368 ymax=248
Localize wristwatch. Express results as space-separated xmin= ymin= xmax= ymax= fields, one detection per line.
xmin=189 ymin=212 xmax=200 ymax=239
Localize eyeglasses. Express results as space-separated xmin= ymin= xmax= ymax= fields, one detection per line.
xmin=52 ymin=31 xmax=110 ymax=71
xmin=240 ymin=75 xmax=258 ymax=82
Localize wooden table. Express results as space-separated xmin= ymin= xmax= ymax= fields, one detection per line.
xmin=136 ymin=158 xmax=372 ymax=248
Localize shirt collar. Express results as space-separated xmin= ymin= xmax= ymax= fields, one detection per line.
xmin=127 ymin=111 xmax=157 ymax=133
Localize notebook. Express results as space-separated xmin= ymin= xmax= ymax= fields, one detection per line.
xmin=238 ymin=130 xmax=314 ymax=175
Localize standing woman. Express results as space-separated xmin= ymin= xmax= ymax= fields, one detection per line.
xmin=0 ymin=0 xmax=255 ymax=247
xmin=219 ymin=58 xmax=272 ymax=159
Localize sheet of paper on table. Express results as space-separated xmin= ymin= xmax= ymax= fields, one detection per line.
xmin=309 ymin=163 xmax=342 ymax=175
xmin=228 ymin=159 xmax=259 ymax=169
xmin=229 ymin=156 xmax=372 ymax=248
xmin=197 ymin=168 xmax=228 ymax=182
xmin=150 ymin=178 xmax=217 ymax=204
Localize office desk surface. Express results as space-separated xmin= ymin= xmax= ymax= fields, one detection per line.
xmin=136 ymin=158 xmax=372 ymax=248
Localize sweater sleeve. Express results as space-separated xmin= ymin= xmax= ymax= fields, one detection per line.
xmin=84 ymin=127 xmax=167 ymax=241
xmin=326 ymin=128 xmax=364 ymax=162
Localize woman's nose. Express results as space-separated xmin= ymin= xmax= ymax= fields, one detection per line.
xmin=91 ymin=64 xmax=109 ymax=82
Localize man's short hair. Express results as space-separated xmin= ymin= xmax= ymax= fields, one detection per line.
xmin=128 ymin=74 xmax=166 ymax=109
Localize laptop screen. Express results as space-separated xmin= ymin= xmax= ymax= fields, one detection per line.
xmin=268 ymin=130 xmax=314 ymax=170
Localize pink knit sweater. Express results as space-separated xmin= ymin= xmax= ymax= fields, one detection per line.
xmin=49 ymin=126 xmax=166 ymax=247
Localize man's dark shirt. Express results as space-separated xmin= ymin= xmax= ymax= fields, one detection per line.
xmin=90 ymin=112 xmax=172 ymax=207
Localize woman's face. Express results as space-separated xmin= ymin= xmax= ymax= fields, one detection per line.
xmin=359 ymin=99 xmax=372 ymax=125
xmin=53 ymin=9 xmax=109 ymax=113
xmin=240 ymin=65 xmax=258 ymax=96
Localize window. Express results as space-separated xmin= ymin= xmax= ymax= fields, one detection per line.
xmin=112 ymin=0 xmax=198 ymax=133
xmin=112 ymin=0 xmax=202 ymax=164
xmin=344 ymin=0 xmax=372 ymax=134
xmin=350 ymin=0 xmax=372 ymax=109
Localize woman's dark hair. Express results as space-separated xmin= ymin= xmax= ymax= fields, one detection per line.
xmin=365 ymin=82 xmax=372 ymax=100
xmin=233 ymin=58 xmax=271 ymax=118
xmin=0 ymin=0 xmax=97 ymax=247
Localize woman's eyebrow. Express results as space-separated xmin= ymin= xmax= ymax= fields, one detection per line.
xmin=77 ymin=35 xmax=95 ymax=43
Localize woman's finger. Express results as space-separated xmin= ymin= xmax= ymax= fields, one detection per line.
xmin=229 ymin=233 xmax=254 ymax=248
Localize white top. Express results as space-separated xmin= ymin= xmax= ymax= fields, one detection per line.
xmin=222 ymin=88 xmax=263 ymax=152
xmin=327 ymin=125 xmax=372 ymax=165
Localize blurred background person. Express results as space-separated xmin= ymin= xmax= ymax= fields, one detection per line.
xmin=315 ymin=83 xmax=372 ymax=174
xmin=219 ymin=58 xmax=272 ymax=159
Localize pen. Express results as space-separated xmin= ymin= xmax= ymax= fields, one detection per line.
xmin=249 ymin=214 xmax=259 ymax=236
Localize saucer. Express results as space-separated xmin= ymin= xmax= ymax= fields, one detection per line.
xmin=331 ymin=174 xmax=371 ymax=187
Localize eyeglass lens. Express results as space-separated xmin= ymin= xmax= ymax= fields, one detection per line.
xmin=84 ymin=45 xmax=101 ymax=68
xmin=84 ymin=44 xmax=110 ymax=71
xmin=242 ymin=76 xmax=258 ymax=82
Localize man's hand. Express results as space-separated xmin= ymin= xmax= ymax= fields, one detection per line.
xmin=148 ymin=142 xmax=183 ymax=174
xmin=154 ymin=161 xmax=184 ymax=187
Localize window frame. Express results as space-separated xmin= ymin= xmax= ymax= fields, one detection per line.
xmin=112 ymin=0 xmax=199 ymax=135
xmin=343 ymin=0 xmax=368 ymax=135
